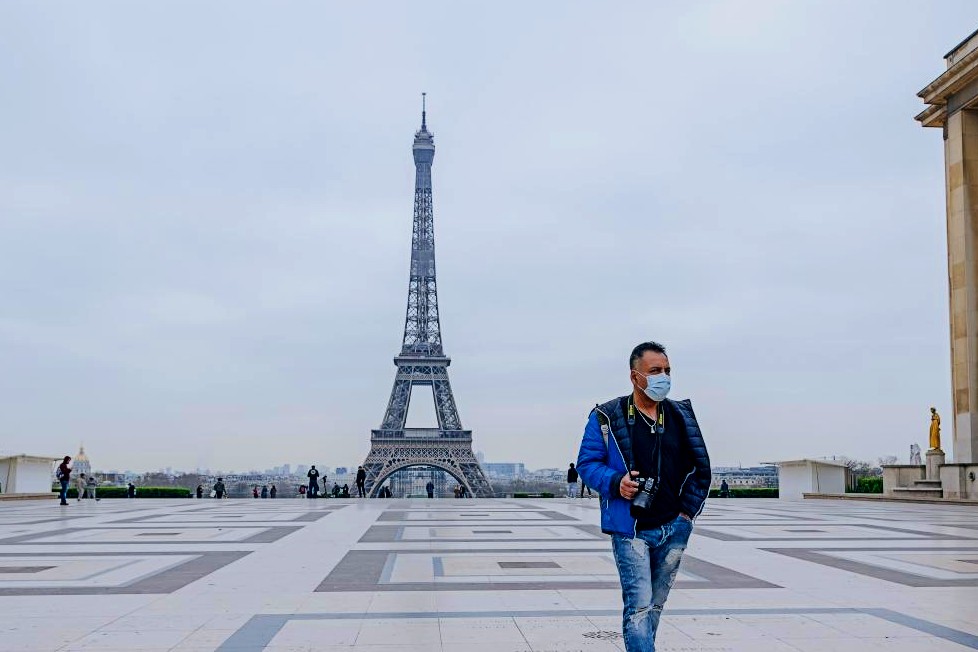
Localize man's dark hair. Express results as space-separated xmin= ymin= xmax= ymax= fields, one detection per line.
xmin=629 ymin=341 xmax=667 ymax=369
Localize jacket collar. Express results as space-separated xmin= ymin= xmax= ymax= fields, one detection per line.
xmin=596 ymin=394 xmax=682 ymax=470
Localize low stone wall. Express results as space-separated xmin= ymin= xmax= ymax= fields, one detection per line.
xmin=939 ymin=463 xmax=978 ymax=499
xmin=803 ymin=492 xmax=978 ymax=505
xmin=882 ymin=464 xmax=925 ymax=494
xmin=0 ymin=493 xmax=52 ymax=501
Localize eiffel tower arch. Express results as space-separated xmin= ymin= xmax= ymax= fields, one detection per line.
xmin=362 ymin=97 xmax=493 ymax=498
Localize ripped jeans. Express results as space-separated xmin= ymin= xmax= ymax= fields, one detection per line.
xmin=611 ymin=515 xmax=693 ymax=652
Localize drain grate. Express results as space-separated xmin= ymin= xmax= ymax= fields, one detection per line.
xmin=583 ymin=630 xmax=622 ymax=640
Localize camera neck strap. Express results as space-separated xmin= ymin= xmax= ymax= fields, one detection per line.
xmin=627 ymin=396 xmax=663 ymax=479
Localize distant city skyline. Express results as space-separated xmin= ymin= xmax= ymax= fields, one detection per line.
xmin=2 ymin=4 xmax=978 ymax=471
xmin=71 ymin=442 xmax=801 ymax=480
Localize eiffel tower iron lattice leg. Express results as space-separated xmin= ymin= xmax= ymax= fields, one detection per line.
xmin=361 ymin=99 xmax=492 ymax=498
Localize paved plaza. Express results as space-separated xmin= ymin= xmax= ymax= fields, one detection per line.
xmin=0 ymin=497 xmax=976 ymax=651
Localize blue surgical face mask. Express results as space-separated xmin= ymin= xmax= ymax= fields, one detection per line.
xmin=642 ymin=373 xmax=671 ymax=402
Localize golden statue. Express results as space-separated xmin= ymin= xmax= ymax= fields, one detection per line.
xmin=929 ymin=407 xmax=942 ymax=451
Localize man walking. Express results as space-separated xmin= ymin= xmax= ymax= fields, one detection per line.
xmin=426 ymin=480 xmax=435 ymax=498
xmin=577 ymin=342 xmax=711 ymax=652
xmin=356 ymin=466 xmax=366 ymax=498
xmin=307 ymin=465 xmax=320 ymax=498
xmin=56 ymin=456 xmax=71 ymax=505
xmin=213 ymin=478 xmax=226 ymax=499
xmin=566 ymin=463 xmax=579 ymax=498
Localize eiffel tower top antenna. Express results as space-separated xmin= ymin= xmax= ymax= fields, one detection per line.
xmin=421 ymin=92 xmax=426 ymax=130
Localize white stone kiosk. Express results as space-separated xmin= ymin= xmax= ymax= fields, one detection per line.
xmin=0 ymin=454 xmax=59 ymax=497
xmin=775 ymin=459 xmax=849 ymax=501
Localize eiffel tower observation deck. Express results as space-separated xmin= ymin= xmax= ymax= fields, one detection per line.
xmin=361 ymin=97 xmax=493 ymax=498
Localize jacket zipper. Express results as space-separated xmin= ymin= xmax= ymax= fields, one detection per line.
xmin=596 ymin=406 xmax=639 ymax=539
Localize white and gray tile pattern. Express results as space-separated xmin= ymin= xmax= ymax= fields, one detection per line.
xmin=0 ymin=497 xmax=975 ymax=650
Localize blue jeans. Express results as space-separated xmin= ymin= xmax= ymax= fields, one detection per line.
xmin=611 ymin=515 xmax=693 ymax=652
xmin=58 ymin=480 xmax=69 ymax=504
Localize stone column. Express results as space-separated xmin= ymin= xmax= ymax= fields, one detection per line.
xmin=945 ymin=108 xmax=978 ymax=464
xmin=917 ymin=33 xmax=978 ymax=466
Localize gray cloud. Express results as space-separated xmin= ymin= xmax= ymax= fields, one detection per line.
xmin=0 ymin=1 xmax=974 ymax=472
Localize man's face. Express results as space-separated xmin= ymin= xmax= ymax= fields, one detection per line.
xmin=630 ymin=351 xmax=671 ymax=391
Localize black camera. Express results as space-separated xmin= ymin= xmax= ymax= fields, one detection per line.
xmin=631 ymin=476 xmax=659 ymax=511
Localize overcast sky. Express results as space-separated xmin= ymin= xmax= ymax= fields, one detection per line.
xmin=2 ymin=2 xmax=976 ymax=473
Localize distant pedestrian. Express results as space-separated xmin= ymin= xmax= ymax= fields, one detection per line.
xmin=213 ymin=478 xmax=226 ymax=499
xmin=298 ymin=484 xmax=306 ymax=497
xmin=567 ymin=463 xmax=579 ymax=498
xmin=86 ymin=475 xmax=99 ymax=501
xmin=341 ymin=484 xmax=349 ymax=498
xmin=270 ymin=485 xmax=277 ymax=498
xmin=56 ymin=456 xmax=72 ymax=505
xmin=253 ymin=486 xmax=259 ymax=499
xmin=453 ymin=485 xmax=460 ymax=499
xmin=307 ymin=465 xmax=321 ymax=498
xmin=356 ymin=466 xmax=367 ymax=498
xmin=127 ymin=482 xmax=136 ymax=498
xmin=196 ymin=484 xmax=204 ymax=499
xmin=719 ymin=479 xmax=730 ymax=498
xmin=75 ymin=472 xmax=87 ymax=501
xmin=580 ymin=481 xmax=593 ymax=498
xmin=426 ymin=480 xmax=434 ymax=498
xmin=261 ymin=485 xmax=268 ymax=499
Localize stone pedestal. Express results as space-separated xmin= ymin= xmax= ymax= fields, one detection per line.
xmin=886 ymin=455 xmax=945 ymax=499
xmin=926 ymin=449 xmax=945 ymax=480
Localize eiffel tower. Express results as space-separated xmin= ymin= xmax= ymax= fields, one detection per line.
xmin=361 ymin=97 xmax=493 ymax=498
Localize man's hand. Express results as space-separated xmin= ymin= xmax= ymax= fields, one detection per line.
xmin=619 ymin=471 xmax=640 ymax=499
xmin=678 ymin=512 xmax=693 ymax=522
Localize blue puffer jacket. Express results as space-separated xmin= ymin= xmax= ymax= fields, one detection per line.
xmin=576 ymin=396 xmax=711 ymax=538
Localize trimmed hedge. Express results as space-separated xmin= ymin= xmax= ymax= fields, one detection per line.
xmin=850 ymin=476 xmax=883 ymax=494
xmin=513 ymin=492 xmax=555 ymax=498
xmin=54 ymin=487 xmax=191 ymax=499
xmin=709 ymin=488 xmax=778 ymax=498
